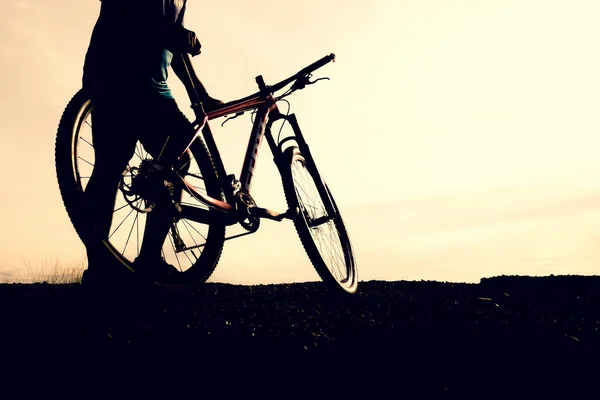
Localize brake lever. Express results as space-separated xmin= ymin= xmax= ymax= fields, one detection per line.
xmin=291 ymin=74 xmax=330 ymax=91
xmin=307 ymin=77 xmax=330 ymax=85
xmin=221 ymin=111 xmax=244 ymax=127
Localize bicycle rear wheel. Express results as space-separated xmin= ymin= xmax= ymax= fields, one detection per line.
xmin=55 ymin=89 xmax=226 ymax=284
xmin=281 ymin=146 xmax=357 ymax=294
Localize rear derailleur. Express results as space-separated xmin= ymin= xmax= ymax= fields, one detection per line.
xmin=120 ymin=159 xmax=182 ymax=217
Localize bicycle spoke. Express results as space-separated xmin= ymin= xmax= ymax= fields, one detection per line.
xmin=180 ymin=223 xmax=197 ymax=248
xmin=182 ymin=219 xmax=207 ymax=243
xmin=318 ymin=233 xmax=339 ymax=279
xmin=80 ymin=136 xmax=93 ymax=148
xmin=178 ymin=156 xmax=193 ymax=173
xmin=113 ymin=202 xmax=131 ymax=214
xmin=183 ymin=247 xmax=194 ymax=264
xmin=315 ymin=220 xmax=345 ymax=274
xmin=186 ymin=172 xmax=205 ymax=181
xmin=78 ymin=156 xmax=94 ymax=168
xmin=314 ymin=227 xmax=334 ymax=274
xmin=320 ymin=226 xmax=346 ymax=279
xmin=293 ymin=168 xmax=318 ymax=203
xmin=294 ymin=179 xmax=314 ymax=202
xmin=327 ymin=228 xmax=347 ymax=277
xmin=177 ymin=219 xmax=203 ymax=263
xmin=136 ymin=209 xmax=141 ymax=255
xmin=168 ymin=234 xmax=183 ymax=272
xmin=325 ymin=229 xmax=345 ymax=266
xmin=109 ymin=206 xmax=136 ymax=239
xmin=123 ymin=209 xmax=139 ymax=254
xmin=178 ymin=236 xmax=195 ymax=265
xmin=294 ymin=180 xmax=324 ymax=219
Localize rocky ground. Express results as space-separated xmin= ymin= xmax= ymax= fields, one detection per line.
xmin=2 ymin=276 xmax=600 ymax=395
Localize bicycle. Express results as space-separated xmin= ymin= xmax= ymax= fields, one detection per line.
xmin=55 ymin=53 xmax=358 ymax=294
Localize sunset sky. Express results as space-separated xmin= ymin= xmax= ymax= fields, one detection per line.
xmin=2 ymin=0 xmax=600 ymax=284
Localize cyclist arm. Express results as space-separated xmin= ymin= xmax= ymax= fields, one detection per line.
xmin=166 ymin=1 xmax=221 ymax=108
xmin=171 ymin=53 xmax=210 ymax=102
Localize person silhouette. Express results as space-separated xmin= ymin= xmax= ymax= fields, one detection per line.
xmin=80 ymin=0 xmax=222 ymax=286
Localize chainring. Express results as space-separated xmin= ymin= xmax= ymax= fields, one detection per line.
xmin=235 ymin=191 xmax=260 ymax=232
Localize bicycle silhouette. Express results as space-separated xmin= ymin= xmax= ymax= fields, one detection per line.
xmin=56 ymin=53 xmax=358 ymax=294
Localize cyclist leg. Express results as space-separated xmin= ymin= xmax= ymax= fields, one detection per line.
xmin=136 ymin=98 xmax=196 ymax=264
xmin=84 ymin=97 xmax=138 ymax=271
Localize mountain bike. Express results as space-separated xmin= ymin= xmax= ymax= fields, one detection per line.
xmin=55 ymin=53 xmax=357 ymax=294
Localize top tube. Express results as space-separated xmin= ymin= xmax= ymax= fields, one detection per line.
xmin=206 ymin=53 xmax=336 ymax=120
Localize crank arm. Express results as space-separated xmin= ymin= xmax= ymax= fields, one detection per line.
xmin=248 ymin=206 xmax=296 ymax=221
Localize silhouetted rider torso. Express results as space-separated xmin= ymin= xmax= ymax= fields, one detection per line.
xmin=83 ymin=0 xmax=200 ymax=99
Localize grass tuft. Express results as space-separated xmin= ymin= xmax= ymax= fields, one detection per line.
xmin=10 ymin=258 xmax=86 ymax=284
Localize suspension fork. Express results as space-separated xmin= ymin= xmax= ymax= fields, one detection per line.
xmin=265 ymin=112 xmax=314 ymax=171
xmin=284 ymin=114 xmax=315 ymax=167
xmin=266 ymin=112 xmax=337 ymax=217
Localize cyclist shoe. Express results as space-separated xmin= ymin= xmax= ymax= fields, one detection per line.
xmin=82 ymin=257 xmax=137 ymax=290
xmin=132 ymin=256 xmax=180 ymax=285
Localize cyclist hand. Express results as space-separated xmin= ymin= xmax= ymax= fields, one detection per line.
xmin=187 ymin=29 xmax=202 ymax=56
xmin=164 ymin=25 xmax=202 ymax=56
xmin=202 ymin=95 xmax=224 ymax=113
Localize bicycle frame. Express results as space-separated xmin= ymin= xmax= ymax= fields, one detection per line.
xmin=176 ymin=54 xmax=336 ymax=228
xmin=178 ymin=94 xmax=295 ymax=226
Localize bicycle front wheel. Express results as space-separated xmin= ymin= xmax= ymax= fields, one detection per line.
xmin=55 ymin=89 xmax=226 ymax=285
xmin=281 ymin=146 xmax=357 ymax=294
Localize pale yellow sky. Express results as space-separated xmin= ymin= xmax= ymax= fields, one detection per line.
xmin=1 ymin=0 xmax=600 ymax=283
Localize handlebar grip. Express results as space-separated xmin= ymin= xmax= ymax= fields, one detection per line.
xmin=298 ymin=53 xmax=336 ymax=76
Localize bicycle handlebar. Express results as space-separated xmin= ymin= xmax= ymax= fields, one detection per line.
xmin=268 ymin=53 xmax=336 ymax=94
xmin=206 ymin=53 xmax=336 ymax=117
xmin=298 ymin=53 xmax=337 ymax=78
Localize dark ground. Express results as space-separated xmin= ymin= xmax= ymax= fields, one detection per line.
xmin=2 ymin=276 xmax=600 ymax=395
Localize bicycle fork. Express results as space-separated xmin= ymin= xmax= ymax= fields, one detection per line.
xmin=268 ymin=112 xmax=337 ymax=228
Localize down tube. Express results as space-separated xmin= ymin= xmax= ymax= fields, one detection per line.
xmin=239 ymin=103 xmax=277 ymax=192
